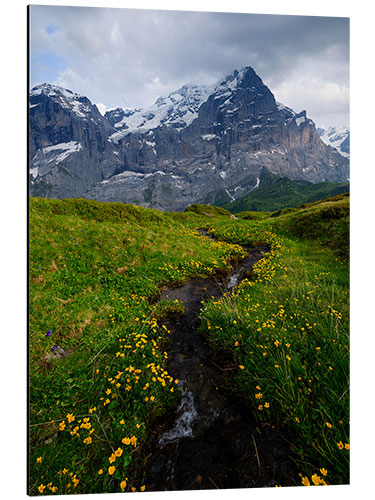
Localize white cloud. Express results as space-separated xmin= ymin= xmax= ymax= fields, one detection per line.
xmin=272 ymin=76 xmax=349 ymax=127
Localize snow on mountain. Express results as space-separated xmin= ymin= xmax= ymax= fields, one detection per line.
xmin=318 ymin=126 xmax=350 ymax=158
xmin=29 ymin=67 xmax=350 ymax=210
xmin=107 ymin=66 xmax=278 ymax=143
xmin=30 ymin=83 xmax=97 ymax=119
xmin=108 ymin=83 xmax=215 ymax=142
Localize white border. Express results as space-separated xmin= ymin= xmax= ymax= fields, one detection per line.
xmin=1 ymin=1 xmax=373 ymax=499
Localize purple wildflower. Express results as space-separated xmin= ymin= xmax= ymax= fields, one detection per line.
xmin=45 ymin=330 xmax=52 ymax=337
xmin=52 ymin=345 xmax=58 ymax=351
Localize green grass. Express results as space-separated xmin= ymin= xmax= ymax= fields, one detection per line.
xmin=184 ymin=203 xmax=233 ymax=217
xmin=218 ymin=177 xmax=349 ymax=213
xmin=28 ymin=197 xmax=245 ymax=495
xmin=29 ymin=195 xmax=349 ymax=493
xmin=199 ymin=201 xmax=349 ymax=486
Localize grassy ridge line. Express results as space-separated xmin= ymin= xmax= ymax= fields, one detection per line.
xmin=28 ymin=197 xmax=244 ymax=495
xmin=219 ymin=177 xmax=349 ymax=213
xmin=199 ymin=206 xmax=349 ymax=486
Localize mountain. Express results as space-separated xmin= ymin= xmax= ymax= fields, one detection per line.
xmin=218 ymin=168 xmax=349 ymax=213
xmin=29 ymin=83 xmax=122 ymax=198
xmin=317 ymin=126 xmax=350 ymax=159
xmin=29 ymin=67 xmax=349 ymax=210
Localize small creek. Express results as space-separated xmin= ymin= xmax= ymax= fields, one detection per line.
xmin=144 ymin=231 xmax=297 ymax=490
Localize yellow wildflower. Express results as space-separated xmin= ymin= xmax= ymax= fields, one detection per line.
xmin=320 ymin=468 xmax=328 ymax=476
xmin=66 ymin=413 xmax=75 ymax=423
xmin=311 ymin=474 xmax=321 ymax=485
xmin=115 ymin=447 xmax=123 ymax=457
xmin=120 ymin=480 xmax=127 ymax=491
xmin=140 ymin=485 xmax=146 ymax=491
xmin=345 ymin=443 xmax=350 ymax=450
xmin=83 ymin=436 xmax=92 ymax=444
xmin=108 ymin=466 xmax=116 ymax=475
xmin=337 ymin=441 xmax=344 ymax=450
xmin=98 ymin=469 xmax=103 ymax=475
xmin=239 ymin=365 xmax=245 ymax=370
xmin=130 ymin=435 xmax=137 ymax=447
xmin=301 ymin=477 xmax=310 ymax=486
xmin=36 ymin=457 xmax=42 ymax=463
xmin=325 ymin=422 xmax=333 ymax=428
xmin=109 ymin=453 xmax=116 ymax=463
xmin=38 ymin=484 xmax=46 ymax=493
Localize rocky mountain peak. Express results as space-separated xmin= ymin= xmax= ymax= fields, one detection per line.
xmin=29 ymin=67 xmax=349 ymax=211
xmin=29 ymin=83 xmax=100 ymax=120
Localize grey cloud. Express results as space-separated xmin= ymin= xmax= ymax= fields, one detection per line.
xmin=29 ymin=6 xmax=349 ymax=127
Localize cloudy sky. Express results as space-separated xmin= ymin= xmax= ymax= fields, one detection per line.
xmin=29 ymin=5 xmax=349 ymax=128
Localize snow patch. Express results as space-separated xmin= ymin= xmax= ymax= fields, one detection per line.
xmin=201 ymin=134 xmax=216 ymax=141
xmin=318 ymin=126 xmax=350 ymax=158
xmin=225 ymin=189 xmax=235 ymax=202
xmin=38 ymin=141 xmax=83 ymax=165
xmin=30 ymin=167 xmax=39 ymax=178
xmin=295 ymin=115 xmax=306 ymax=127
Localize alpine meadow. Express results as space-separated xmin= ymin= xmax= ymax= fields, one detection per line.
xmin=28 ymin=5 xmax=350 ymax=495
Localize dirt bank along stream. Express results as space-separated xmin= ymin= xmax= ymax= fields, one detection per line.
xmin=144 ymin=231 xmax=298 ymax=490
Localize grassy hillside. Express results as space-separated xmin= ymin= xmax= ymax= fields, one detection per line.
xmin=29 ymin=196 xmax=349 ymax=494
xmin=219 ymin=178 xmax=349 ymax=213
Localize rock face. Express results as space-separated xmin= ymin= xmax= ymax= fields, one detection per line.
xmin=29 ymin=67 xmax=349 ymax=210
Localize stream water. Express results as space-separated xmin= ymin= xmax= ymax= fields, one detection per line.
xmin=144 ymin=234 xmax=297 ymax=490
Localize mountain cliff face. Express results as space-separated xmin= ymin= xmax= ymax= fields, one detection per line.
xmin=29 ymin=67 xmax=349 ymax=210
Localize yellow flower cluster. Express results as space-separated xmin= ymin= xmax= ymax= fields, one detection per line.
xmin=301 ymin=473 xmax=328 ymax=486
